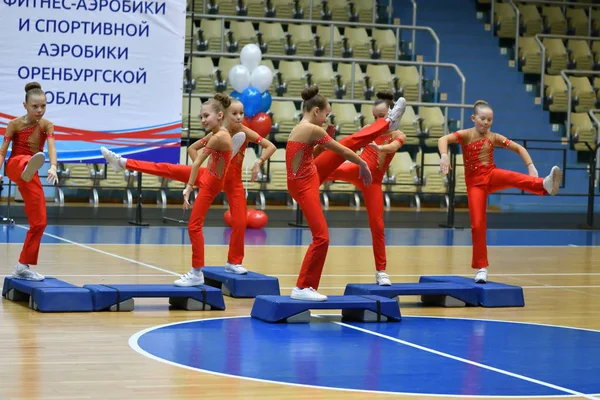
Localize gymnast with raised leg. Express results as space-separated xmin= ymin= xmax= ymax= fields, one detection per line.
xmin=0 ymin=82 xmax=58 ymax=282
xmin=286 ymin=86 xmax=406 ymax=301
xmin=101 ymin=97 xmax=276 ymax=277
xmin=438 ymin=100 xmax=562 ymax=284
xmin=321 ymin=91 xmax=406 ymax=286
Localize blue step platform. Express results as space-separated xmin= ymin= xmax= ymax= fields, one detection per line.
xmin=250 ymin=295 xmax=402 ymax=323
xmin=83 ymin=284 xmax=226 ymax=311
xmin=2 ymin=277 xmax=94 ymax=312
xmin=344 ymin=282 xmax=479 ymax=307
xmin=419 ymin=276 xmax=525 ymax=307
xmin=202 ymin=266 xmax=280 ymax=298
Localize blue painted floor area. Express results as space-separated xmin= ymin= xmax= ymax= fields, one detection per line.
xmin=132 ymin=316 xmax=600 ymax=397
xmin=2 ymin=225 xmax=600 ymax=246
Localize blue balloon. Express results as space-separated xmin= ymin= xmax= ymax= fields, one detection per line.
xmin=240 ymin=87 xmax=262 ymax=117
xmin=259 ymin=91 xmax=272 ymax=113
xmin=230 ymin=90 xmax=242 ymax=99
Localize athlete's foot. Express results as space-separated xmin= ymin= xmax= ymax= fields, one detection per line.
xmin=21 ymin=152 xmax=46 ymax=182
xmin=376 ymin=270 xmax=392 ymax=286
xmin=174 ymin=270 xmax=204 ymax=287
xmin=100 ymin=146 xmax=125 ymax=173
xmin=543 ymin=166 xmax=562 ymax=196
xmin=225 ymin=262 xmax=248 ymax=274
xmin=291 ymin=287 xmax=328 ymax=301
xmin=475 ymin=268 xmax=488 ymax=284
xmin=386 ymin=97 xmax=407 ymax=131
xmin=231 ymin=132 xmax=246 ymax=157
xmin=12 ymin=263 xmax=45 ymax=281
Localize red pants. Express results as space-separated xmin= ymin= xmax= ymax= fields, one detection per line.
xmin=328 ymin=163 xmax=386 ymax=271
xmin=126 ymin=159 xmax=245 ymax=265
xmin=467 ymin=167 xmax=546 ymax=269
xmin=315 ymin=118 xmax=390 ymax=185
xmin=5 ymin=155 xmax=47 ymax=265
xmin=288 ymin=172 xmax=329 ymax=289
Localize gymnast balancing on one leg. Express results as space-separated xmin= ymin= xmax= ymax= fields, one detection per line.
xmin=438 ymin=100 xmax=562 ymax=284
xmin=101 ymin=97 xmax=276 ymax=275
xmin=176 ymin=94 xmax=234 ymax=286
xmin=322 ymin=91 xmax=406 ymax=286
xmin=0 ymin=82 xmax=59 ymax=281
xmin=286 ymin=85 xmax=374 ymax=301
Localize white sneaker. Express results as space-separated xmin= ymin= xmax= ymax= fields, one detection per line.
xmin=475 ymin=268 xmax=488 ymax=284
xmin=386 ymin=97 xmax=407 ymax=131
xmin=376 ymin=271 xmax=392 ymax=286
xmin=100 ymin=146 xmax=124 ymax=173
xmin=291 ymin=286 xmax=328 ymax=301
xmin=21 ymin=152 xmax=46 ymax=182
xmin=12 ymin=263 xmax=45 ymax=281
xmin=543 ymin=166 xmax=562 ymax=196
xmin=231 ymin=132 xmax=247 ymax=157
xmin=225 ymin=262 xmax=248 ymax=274
xmin=174 ymin=270 xmax=204 ymax=287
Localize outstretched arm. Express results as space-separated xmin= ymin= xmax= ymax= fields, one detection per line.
xmin=188 ymin=132 xmax=214 ymax=162
xmin=495 ymin=133 xmax=537 ymax=176
xmin=320 ymin=134 xmax=372 ymax=186
xmin=46 ymin=122 xmax=58 ymax=184
xmin=370 ymin=131 xmax=406 ymax=153
xmin=0 ymin=123 xmax=14 ymax=180
xmin=438 ymin=132 xmax=460 ymax=175
xmin=241 ymin=126 xmax=276 ymax=181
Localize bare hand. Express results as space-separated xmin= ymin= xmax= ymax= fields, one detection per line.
xmin=46 ymin=166 xmax=58 ymax=185
xmin=440 ymin=154 xmax=451 ymax=175
xmin=368 ymin=142 xmax=380 ymax=152
xmin=358 ymin=161 xmax=372 ymax=187
xmin=527 ymin=164 xmax=539 ymax=178
xmin=251 ymin=161 xmax=261 ymax=182
xmin=182 ymin=185 xmax=193 ymax=210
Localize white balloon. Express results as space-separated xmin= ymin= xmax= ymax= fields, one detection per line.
xmin=240 ymin=44 xmax=262 ymax=72
xmin=250 ymin=65 xmax=274 ymax=93
xmin=228 ymin=64 xmax=251 ymax=93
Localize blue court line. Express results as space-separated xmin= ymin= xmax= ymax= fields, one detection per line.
xmin=2 ymin=225 xmax=600 ymax=246
xmin=335 ymin=321 xmax=596 ymax=399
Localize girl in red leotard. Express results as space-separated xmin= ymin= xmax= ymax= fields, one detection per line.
xmin=438 ymin=100 xmax=562 ymax=284
xmin=286 ymin=86 xmax=378 ymax=302
xmin=323 ymin=91 xmax=406 ymax=287
xmin=0 ymin=82 xmax=59 ymax=282
xmin=101 ymin=98 xmax=276 ymax=276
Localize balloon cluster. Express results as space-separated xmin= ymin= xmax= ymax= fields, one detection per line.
xmin=228 ymin=44 xmax=273 ymax=138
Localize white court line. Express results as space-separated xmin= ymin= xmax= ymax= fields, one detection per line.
xmin=15 ymin=225 xmax=180 ymax=276
xmin=334 ymin=321 xmax=598 ymax=400
xmin=129 ymin=315 xmax=600 ymax=399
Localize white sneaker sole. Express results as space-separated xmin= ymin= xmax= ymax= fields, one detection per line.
xmin=100 ymin=146 xmax=124 ymax=173
xmin=225 ymin=266 xmax=248 ymax=275
xmin=548 ymin=166 xmax=562 ymax=196
xmin=290 ymin=293 xmax=328 ymax=302
xmin=12 ymin=272 xmax=45 ymax=281
xmin=231 ymin=132 xmax=247 ymax=157
xmin=20 ymin=152 xmax=46 ymax=182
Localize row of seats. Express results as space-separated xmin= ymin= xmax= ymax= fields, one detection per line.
xmin=488 ymin=0 xmax=600 ymax=153
xmin=187 ymin=0 xmax=380 ymax=23
xmin=495 ymin=1 xmax=600 ymax=38
xmin=184 ymin=57 xmax=425 ymax=101
xmin=185 ymin=18 xmax=401 ymax=60
xmin=55 ymin=147 xmax=466 ymax=208
xmin=519 ymin=36 xmax=600 ymax=75
xmin=182 ymin=97 xmax=449 ymax=146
